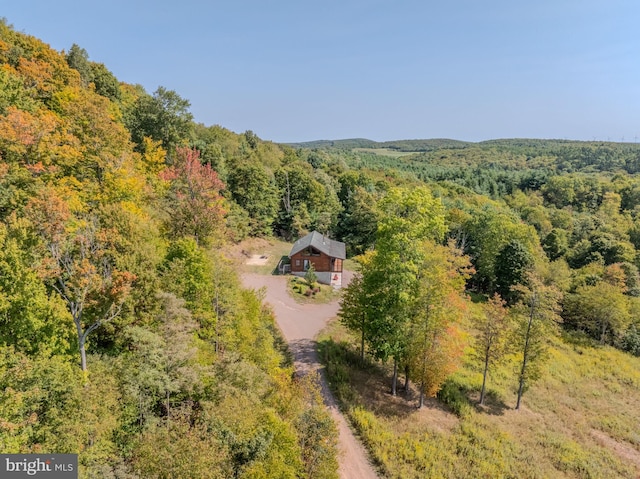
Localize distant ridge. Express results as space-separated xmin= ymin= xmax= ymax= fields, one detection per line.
xmin=285 ymin=138 xmax=471 ymax=152
xmin=285 ymin=138 xmax=378 ymax=149
xmin=285 ymin=137 xmax=640 ymax=152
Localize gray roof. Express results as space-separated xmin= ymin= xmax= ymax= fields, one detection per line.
xmin=289 ymin=231 xmax=346 ymax=260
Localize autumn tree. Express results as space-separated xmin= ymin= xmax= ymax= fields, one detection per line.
xmin=474 ymin=294 xmax=510 ymax=405
xmin=27 ymin=191 xmax=135 ymax=371
xmin=408 ymin=241 xmax=471 ymax=408
xmin=160 ymin=146 xmax=226 ymax=246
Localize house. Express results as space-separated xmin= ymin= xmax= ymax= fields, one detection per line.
xmin=289 ymin=231 xmax=346 ymax=287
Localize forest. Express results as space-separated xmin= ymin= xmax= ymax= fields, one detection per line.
xmin=1 ymin=17 xmax=640 ymax=478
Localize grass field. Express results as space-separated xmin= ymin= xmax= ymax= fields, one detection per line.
xmin=353 ymin=148 xmax=419 ymax=158
xmin=226 ymin=237 xmax=293 ymax=275
xmin=318 ymin=320 xmax=640 ymax=478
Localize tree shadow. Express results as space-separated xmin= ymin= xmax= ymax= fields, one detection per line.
xmin=317 ymin=337 xmax=430 ymax=417
xmin=469 ymin=389 xmax=510 ymax=416
xmin=289 ymin=338 xmax=319 ymax=372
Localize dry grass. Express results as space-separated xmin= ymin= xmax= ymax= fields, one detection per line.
xmin=353 ymin=148 xmax=419 ymax=158
xmin=224 ymin=237 xmax=292 ymax=275
xmin=318 ymin=319 xmax=640 ymax=479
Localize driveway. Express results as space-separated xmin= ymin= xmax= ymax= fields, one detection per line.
xmin=241 ymin=272 xmax=379 ymax=479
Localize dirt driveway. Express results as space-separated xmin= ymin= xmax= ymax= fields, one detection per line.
xmin=241 ymin=272 xmax=379 ymax=479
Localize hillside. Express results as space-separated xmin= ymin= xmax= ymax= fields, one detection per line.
xmin=0 ymin=20 xmax=338 ymax=478
xmin=2 ymin=17 xmax=640 ymax=479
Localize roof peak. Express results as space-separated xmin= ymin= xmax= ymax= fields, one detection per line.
xmin=290 ymin=231 xmax=346 ymax=259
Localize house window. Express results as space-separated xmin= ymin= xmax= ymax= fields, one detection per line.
xmin=295 ymin=259 xmax=300 ymax=266
xmin=304 ymin=259 xmax=310 ymax=270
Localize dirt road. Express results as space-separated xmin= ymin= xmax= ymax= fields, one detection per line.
xmin=241 ymin=273 xmax=379 ymax=479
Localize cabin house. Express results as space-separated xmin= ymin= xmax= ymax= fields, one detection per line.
xmin=289 ymin=231 xmax=346 ymax=287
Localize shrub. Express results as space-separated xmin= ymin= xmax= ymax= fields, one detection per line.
xmin=304 ymin=266 xmax=318 ymax=289
xmin=437 ymin=379 xmax=473 ymax=418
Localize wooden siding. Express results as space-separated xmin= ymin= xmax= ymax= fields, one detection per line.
xmin=290 ymin=249 xmax=343 ymax=273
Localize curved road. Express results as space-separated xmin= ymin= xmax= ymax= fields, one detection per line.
xmin=242 ymin=273 xmax=379 ymax=479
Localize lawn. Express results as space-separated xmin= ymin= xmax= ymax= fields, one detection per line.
xmin=287 ymin=276 xmax=341 ymax=304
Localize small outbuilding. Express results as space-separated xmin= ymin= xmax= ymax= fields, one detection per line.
xmin=289 ymin=231 xmax=346 ymax=287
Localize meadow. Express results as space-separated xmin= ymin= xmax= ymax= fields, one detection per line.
xmin=319 ymin=319 xmax=640 ymax=478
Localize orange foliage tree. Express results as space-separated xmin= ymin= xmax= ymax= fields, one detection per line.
xmin=408 ymin=240 xmax=472 ymax=408
xmin=160 ymin=146 xmax=225 ymax=245
xmin=27 ymin=189 xmax=135 ymax=371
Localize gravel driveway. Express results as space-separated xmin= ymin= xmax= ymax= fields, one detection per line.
xmin=241 ymin=272 xmax=379 ymax=479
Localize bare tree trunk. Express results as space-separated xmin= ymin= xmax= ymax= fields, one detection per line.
xmin=516 ymin=293 xmax=536 ymax=410
xmin=73 ymin=307 xmax=88 ymax=372
xmin=391 ymin=359 xmax=398 ymax=396
xmin=479 ymin=344 xmax=490 ymax=405
xmin=404 ymin=364 xmax=410 ymax=393
xmin=79 ymin=336 xmax=87 ymax=372
xmin=214 ymin=277 xmax=221 ymax=353
xmin=418 ymin=382 xmax=425 ymax=408
xmin=600 ymin=321 xmax=607 ymax=345
xmin=360 ymin=312 xmax=365 ymax=364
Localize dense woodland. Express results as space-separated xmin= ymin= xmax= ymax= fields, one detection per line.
xmin=1 ymin=18 xmax=640 ymax=479
xmin=0 ymin=21 xmax=338 ymax=478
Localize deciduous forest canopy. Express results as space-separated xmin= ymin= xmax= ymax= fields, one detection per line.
xmin=1 ymin=18 xmax=640 ymax=479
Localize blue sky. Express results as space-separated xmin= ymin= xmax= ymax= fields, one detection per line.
xmin=3 ymin=1 xmax=640 ymax=143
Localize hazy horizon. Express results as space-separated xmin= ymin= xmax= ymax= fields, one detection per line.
xmin=4 ymin=1 xmax=639 ymax=144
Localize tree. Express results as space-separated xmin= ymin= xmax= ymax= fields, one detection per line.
xmin=336 ymin=186 xmax=378 ymax=256
xmin=90 ymin=62 xmax=121 ymax=101
xmin=124 ymin=292 xmax=198 ymax=420
xmin=274 ymin=164 xmax=342 ymax=239
xmin=512 ymin=275 xmax=561 ymax=410
xmin=542 ymin=228 xmax=568 ymax=261
xmin=474 ymin=294 xmax=510 ymax=405
xmin=65 ymin=44 xmax=92 ymax=87
xmin=127 ymin=86 xmax=194 ymax=156
xmin=363 ymin=186 xmax=447 ymax=395
xmin=227 ymin=163 xmax=279 ymax=236
xmin=0 ymin=221 xmax=74 ymax=356
xmin=27 ymin=191 xmax=135 ymax=371
xmin=464 ymin=204 xmax=538 ymax=292
xmin=494 ymin=239 xmax=533 ymax=304
xmin=160 ymin=147 xmax=226 ymax=246
xmin=160 ymin=237 xmax=215 ymax=334
xmin=563 ymin=282 xmax=631 ymax=345
xmin=339 ymin=252 xmax=376 ymax=363
xmin=304 ymin=264 xmax=318 ymax=290
xmin=408 ymin=241 xmax=471 ymax=408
